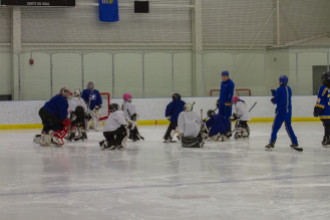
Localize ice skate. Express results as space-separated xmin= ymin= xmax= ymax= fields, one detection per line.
xmin=265 ymin=141 xmax=275 ymax=151
xmin=290 ymin=143 xmax=303 ymax=152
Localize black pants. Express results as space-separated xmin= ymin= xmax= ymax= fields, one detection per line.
xmin=164 ymin=121 xmax=178 ymax=140
xmin=39 ymin=107 xmax=62 ymax=133
xmin=103 ymin=126 xmax=127 ymax=147
xmin=181 ymin=134 xmax=203 ymax=148
xmin=323 ymin=121 xmax=330 ymax=137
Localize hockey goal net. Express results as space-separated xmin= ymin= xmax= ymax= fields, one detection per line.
xmin=99 ymin=92 xmax=111 ymax=121
xmin=209 ymin=88 xmax=251 ymax=97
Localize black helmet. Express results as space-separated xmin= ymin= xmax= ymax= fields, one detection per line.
xmin=321 ymin=72 xmax=330 ymax=85
xmin=172 ymin=93 xmax=181 ymax=100
xmin=207 ymin=109 xmax=215 ymax=118
xmin=109 ymin=103 xmax=119 ymax=112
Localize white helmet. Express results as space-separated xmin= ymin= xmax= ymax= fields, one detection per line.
xmin=73 ymin=88 xmax=81 ymax=97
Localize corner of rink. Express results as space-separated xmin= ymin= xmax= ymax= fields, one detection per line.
xmin=0 ymin=96 xmax=320 ymax=129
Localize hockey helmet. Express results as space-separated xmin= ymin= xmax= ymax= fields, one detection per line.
xmin=232 ymin=96 xmax=240 ymax=104
xmin=207 ymin=109 xmax=216 ymax=118
xmin=109 ymin=103 xmax=119 ymax=112
xmin=73 ymin=88 xmax=81 ymax=97
xmin=123 ymin=93 xmax=132 ymax=101
xmin=172 ymin=93 xmax=181 ymax=100
xmin=59 ymin=87 xmax=72 ymax=98
xmin=279 ymin=75 xmax=288 ymax=85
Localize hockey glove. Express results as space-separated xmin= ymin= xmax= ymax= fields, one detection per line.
xmin=313 ymin=107 xmax=322 ymax=117
xmin=271 ymin=98 xmax=275 ymax=104
xmin=232 ymin=113 xmax=239 ymax=120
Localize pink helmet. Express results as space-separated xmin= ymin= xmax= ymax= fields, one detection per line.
xmin=123 ymin=93 xmax=132 ymax=101
xmin=232 ymin=96 xmax=240 ymax=103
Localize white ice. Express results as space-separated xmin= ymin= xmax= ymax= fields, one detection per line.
xmin=0 ymin=122 xmax=330 ymax=220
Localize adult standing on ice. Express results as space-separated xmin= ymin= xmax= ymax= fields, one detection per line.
xmin=265 ymin=75 xmax=302 ymax=151
xmin=81 ymin=81 xmax=102 ymax=130
xmin=218 ymin=70 xmax=235 ymax=136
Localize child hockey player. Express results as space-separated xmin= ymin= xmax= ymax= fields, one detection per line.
xmin=99 ymin=103 xmax=128 ymax=150
xmin=178 ymin=103 xmax=204 ymax=148
xmin=81 ymin=81 xmax=103 ymax=130
xmin=265 ymin=75 xmax=302 ymax=151
xmin=232 ymin=96 xmax=250 ymax=139
xmin=205 ymin=109 xmax=230 ymax=141
xmin=163 ymin=93 xmax=185 ymax=143
xmin=35 ymin=87 xmax=71 ymax=146
xmin=68 ymin=88 xmax=90 ymax=141
xmin=122 ymin=93 xmax=144 ymax=141
xmin=218 ymin=70 xmax=235 ymax=136
xmin=314 ymin=71 xmax=330 ymax=146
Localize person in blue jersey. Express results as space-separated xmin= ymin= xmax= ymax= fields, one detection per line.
xmin=314 ymin=71 xmax=330 ymax=146
xmin=81 ymin=81 xmax=103 ymax=130
xmin=205 ymin=109 xmax=230 ymax=142
xmin=218 ymin=70 xmax=235 ymax=136
xmin=36 ymin=88 xmax=72 ymax=146
xmin=265 ymin=75 xmax=302 ymax=151
xmin=163 ymin=93 xmax=185 ymax=143
xmin=99 ymin=0 xmax=119 ymax=22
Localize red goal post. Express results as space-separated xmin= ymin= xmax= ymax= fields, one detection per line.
xmin=99 ymin=92 xmax=111 ymax=121
xmin=209 ymin=88 xmax=251 ymax=97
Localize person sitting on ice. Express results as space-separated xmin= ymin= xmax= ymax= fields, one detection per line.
xmin=35 ymin=87 xmax=71 ymax=146
xmin=232 ymin=96 xmax=251 ymax=139
xmin=164 ymin=93 xmax=185 ymax=143
xmin=122 ymin=93 xmax=144 ymax=141
xmin=205 ymin=109 xmax=230 ymax=142
xmin=67 ymin=88 xmax=91 ymax=141
xmin=81 ymin=81 xmax=103 ymax=130
xmin=177 ymin=103 xmax=204 ymax=148
xmin=99 ymin=103 xmax=129 ymax=150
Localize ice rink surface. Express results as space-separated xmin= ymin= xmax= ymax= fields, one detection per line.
xmin=0 ymin=122 xmax=330 ymax=220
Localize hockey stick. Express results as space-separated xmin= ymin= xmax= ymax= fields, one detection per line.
xmin=248 ymin=101 xmax=257 ymax=112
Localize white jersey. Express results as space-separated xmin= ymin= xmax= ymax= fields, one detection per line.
xmin=234 ymin=101 xmax=250 ymax=121
xmin=122 ymin=101 xmax=137 ymax=119
xmin=178 ymin=111 xmax=202 ymax=138
xmin=69 ymin=97 xmax=88 ymax=113
xmin=103 ymin=110 xmax=127 ymax=132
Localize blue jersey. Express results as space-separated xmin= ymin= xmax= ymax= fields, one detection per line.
xmin=99 ymin=0 xmax=119 ymax=22
xmin=165 ymin=99 xmax=185 ymax=123
xmin=81 ymin=89 xmax=103 ymax=111
xmin=314 ymin=85 xmax=330 ymax=121
xmin=206 ymin=114 xmax=229 ymax=136
xmin=219 ymin=78 xmax=235 ymax=106
xmin=43 ymin=94 xmax=68 ymax=121
xmin=273 ymin=85 xmax=292 ymax=114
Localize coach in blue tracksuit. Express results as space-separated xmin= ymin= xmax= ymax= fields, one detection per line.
xmin=81 ymin=81 xmax=102 ymax=111
xmin=265 ymin=75 xmax=300 ymax=151
xmin=314 ymin=71 xmax=330 ymax=145
xmin=218 ymin=70 xmax=235 ymax=135
xmin=164 ymin=93 xmax=185 ymax=142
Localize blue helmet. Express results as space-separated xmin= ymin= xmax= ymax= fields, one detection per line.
xmin=221 ymin=70 xmax=229 ymax=76
xmin=279 ymin=75 xmax=288 ymax=85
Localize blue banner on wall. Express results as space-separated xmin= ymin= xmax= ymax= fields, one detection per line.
xmin=99 ymin=0 xmax=119 ymax=22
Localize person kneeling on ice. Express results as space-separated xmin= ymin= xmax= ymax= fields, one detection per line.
xmin=81 ymin=81 xmax=103 ymax=130
xmin=67 ymin=88 xmax=91 ymax=141
xmin=122 ymin=93 xmax=144 ymax=141
xmin=314 ymin=71 xmax=330 ymax=146
xmin=163 ymin=93 xmax=185 ymax=143
xmin=204 ymin=109 xmax=230 ymax=141
xmin=265 ymin=75 xmax=302 ymax=151
xmin=232 ymin=96 xmax=251 ymax=139
xmin=34 ymin=87 xmax=71 ymax=146
xmin=178 ymin=103 xmax=204 ymax=148
xmin=99 ymin=103 xmax=129 ymax=150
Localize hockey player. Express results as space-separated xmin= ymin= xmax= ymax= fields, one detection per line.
xmin=164 ymin=93 xmax=185 ymax=143
xmin=68 ymin=88 xmax=90 ymax=141
xmin=178 ymin=103 xmax=204 ymax=148
xmin=205 ymin=110 xmax=230 ymax=141
xmin=313 ymin=71 xmax=330 ymax=146
xmin=218 ymin=70 xmax=235 ymax=136
xmin=265 ymin=75 xmax=302 ymax=151
xmin=122 ymin=93 xmax=144 ymax=141
xmin=36 ymin=87 xmax=71 ymax=146
xmin=81 ymin=81 xmax=103 ymax=130
xmin=99 ymin=103 xmax=128 ymax=150
xmin=232 ymin=96 xmax=250 ymax=139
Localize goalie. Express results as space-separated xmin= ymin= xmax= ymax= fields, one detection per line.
xmin=231 ymin=96 xmax=250 ymax=139
xmin=34 ymin=87 xmax=71 ymax=146
xmin=81 ymin=81 xmax=103 ymax=130
xmin=67 ymin=89 xmax=91 ymax=141
xmin=122 ymin=93 xmax=144 ymax=141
